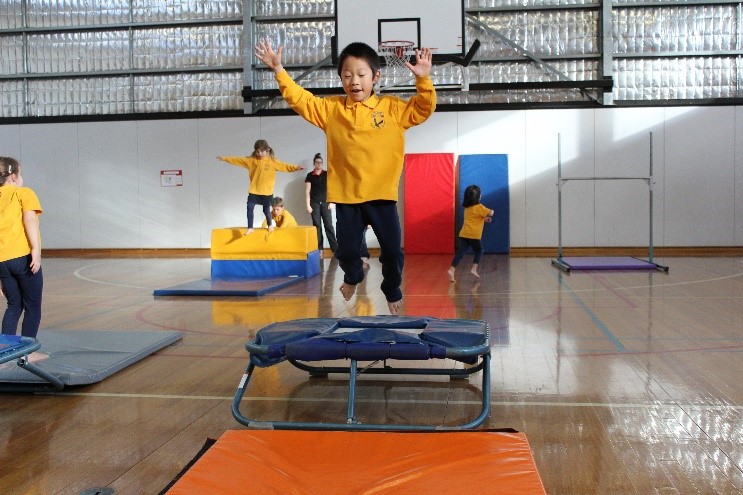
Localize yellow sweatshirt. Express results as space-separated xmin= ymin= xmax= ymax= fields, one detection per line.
xmin=0 ymin=185 xmax=42 ymax=262
xmin=276 ymin=70 xmax=436 ymax=204
xmin=261 ymin=209 xmax=298 ymax=228
xmin=459 ymin=204 xmax=492 ymax=240
xmin=221 ymin=155 xmax=302 ymax=195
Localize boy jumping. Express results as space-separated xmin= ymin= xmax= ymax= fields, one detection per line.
xmin=255 ymin=39 xmax=436 ymax=314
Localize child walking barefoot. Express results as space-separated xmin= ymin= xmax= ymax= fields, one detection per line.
xmin=448 ymin=185 xmax=494 ymax=282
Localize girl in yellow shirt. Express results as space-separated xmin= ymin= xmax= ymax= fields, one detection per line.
xmin=448 ymin=185 xmax=494 ymax=282
xmin=0 ymin=157 xmax=44 ymax=347
xmin=217 ymin=139 xmax=303 ymax=235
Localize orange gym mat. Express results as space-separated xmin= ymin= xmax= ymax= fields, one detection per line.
xmin=164 ymin=429 xmax=546 ymax=494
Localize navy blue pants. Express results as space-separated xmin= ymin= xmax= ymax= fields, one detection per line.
xmin=335 ymin=201 xmax=403 ymax=303
xmin=450 ymin=237 xmax=484 ymax=267
xmin=0 ymin=254 xmax=43 ymax=338
xmin=247 ymin=193 xmax=272 ymax=228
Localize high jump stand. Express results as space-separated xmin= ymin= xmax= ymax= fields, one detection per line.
xmin=551 ymin=132 xmax=669 ymax=273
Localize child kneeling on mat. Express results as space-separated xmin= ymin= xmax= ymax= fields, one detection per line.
xmin=261 ymin=197 xmax=298 ymax=229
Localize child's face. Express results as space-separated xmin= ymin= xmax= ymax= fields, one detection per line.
xmin=255 ymin=148 xmax=269 ymax=158
xmin=313 ymin=158 xmax=323 ymax=170
xmin=340 ymin=56 xmax=380 ymax=103
xmin=272 ymin=205 xmax=284 ymax=217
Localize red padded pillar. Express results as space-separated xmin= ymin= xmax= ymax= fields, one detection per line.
xmin=403 ymin=153 xmax=455 ymax=254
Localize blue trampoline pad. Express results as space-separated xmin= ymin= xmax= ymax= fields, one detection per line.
xmin=0 ymin=329 xmax=182 ymax=390
xmin=154 ymin=277 xmax=303 ymax=296
xmin=558 ymin=256 xmax=662 ymax=271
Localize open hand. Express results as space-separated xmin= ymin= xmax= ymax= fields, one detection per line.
xmin=255 ymin=38 xmax=284 ymax=73
xmin=405 ymin=47 xmax=433 ymax=78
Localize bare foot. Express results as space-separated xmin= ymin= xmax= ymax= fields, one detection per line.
xmin=447 ymin=267 xmax=455 ymax=282
xmin=244 ymin=228 xmax=254 ymax=236
xmin=470 ymin=267 xmax=480 ymax=278
xmin=25 ymin=351 xmax=49 ymax=363
xmin=387 ymin=299 xmax=403 ymax=315
xmin=339 ymin=283 xmax=356 ymax=301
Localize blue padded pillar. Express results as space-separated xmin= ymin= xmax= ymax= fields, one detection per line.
xmin=458 ymin=154 xmax=510 ymax=254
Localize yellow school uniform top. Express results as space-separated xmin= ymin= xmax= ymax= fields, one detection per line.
xmin=221 ymin=156 xmax=302 ymax=196
xmin=459 ymin=204 xmax=492 ymax=240
xmin=261 ymin=209 xmax=298 ymax=228
xmin=275 ymin=70 xmax=436 ymax=204
xmin=0 ymin=185 xmax=42 ymax=262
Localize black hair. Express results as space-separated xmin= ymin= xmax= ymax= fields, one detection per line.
xmin=337 ymin=42 xmax=380 ymax=76
xmin=313 ymin=153 xmax=323 ymax=162
xmin=462 ymin=185 xmax=481 ymax=208
xmin=0 ymin=156 xmax=20 ymax=186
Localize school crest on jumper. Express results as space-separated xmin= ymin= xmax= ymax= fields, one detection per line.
xmin=371 ymin=111 xmax=385 ymax=129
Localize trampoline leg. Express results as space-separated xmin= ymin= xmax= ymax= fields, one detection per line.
xmin=346 ymin=360 xmax=358 ymax=424
xmin=18 ymin=359 xmax=64 ymax=392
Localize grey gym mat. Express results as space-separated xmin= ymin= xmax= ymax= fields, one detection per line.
xmin=0 ymin=329 xmax=182 ymax=388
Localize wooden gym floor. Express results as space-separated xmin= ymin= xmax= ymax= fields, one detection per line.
xmin=1 ymin=255 xmax=742 ymax=494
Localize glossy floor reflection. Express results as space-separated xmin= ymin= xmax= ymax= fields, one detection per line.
xmin=0 ymin=255 xmax=741 ymax=494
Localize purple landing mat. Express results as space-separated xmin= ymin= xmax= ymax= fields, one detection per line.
xmin=153 ymin=277 xmax=304 ymax=296
xmin=558 ymin=257 xmax=659 ymax=270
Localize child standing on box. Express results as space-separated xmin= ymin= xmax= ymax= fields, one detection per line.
xmin=217 ymin=139 xmax=303 ymax=235
xmin=255 ymin=39 xmax=436 ymax=314
xmin=448 ymin=185 xmax=494 ymax=281
xmin=0 ymin=157 xmax=45 ymax=361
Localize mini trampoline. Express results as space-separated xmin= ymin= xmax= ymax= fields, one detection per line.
xmin=232 ymin=315 xmax=491 ymax=431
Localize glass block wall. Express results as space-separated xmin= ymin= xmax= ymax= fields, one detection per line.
xmin=2 ymin=0 xmax=743 ymax=118
xmin=0 ymin=0 xmax=244 ymax=117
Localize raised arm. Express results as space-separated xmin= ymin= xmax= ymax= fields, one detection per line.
xmin=255 ymin=38 xmax=284 ymax=74
xmin=405 ymin=48 xmax=433 ymax=78
xmin=255 ymin=38 xmax=331 ymax=129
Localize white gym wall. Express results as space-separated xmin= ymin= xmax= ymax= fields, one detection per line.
xmin=1 ymin=105 xmax=741 ymax=249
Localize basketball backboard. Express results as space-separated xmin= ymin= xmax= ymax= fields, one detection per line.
xmin=334 ymin=0 xmax=465 ymax=63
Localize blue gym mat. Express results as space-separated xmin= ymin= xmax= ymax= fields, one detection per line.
xmin=153 ymin=276 xmax=304 ymax=296
xmin=0 ymin=329 xmax=182 ymax=392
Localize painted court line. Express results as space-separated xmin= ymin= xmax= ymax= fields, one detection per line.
xmin=557 ymin=274 xmax=627 ymax=352
xmin=57 ymin=391 xmax=742 ymax=410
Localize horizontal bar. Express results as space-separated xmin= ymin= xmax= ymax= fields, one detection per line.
xmin=0 ymin=17 xmax=242 ymax=35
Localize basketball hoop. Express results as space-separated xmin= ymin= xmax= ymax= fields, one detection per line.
xmin=378 ymin=40 xmax=415 ymax=69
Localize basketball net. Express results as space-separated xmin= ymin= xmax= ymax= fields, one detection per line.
xmin=378 ymin=41 xmax=414 ymax=69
